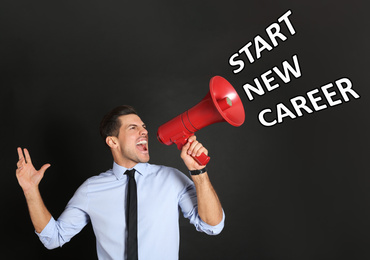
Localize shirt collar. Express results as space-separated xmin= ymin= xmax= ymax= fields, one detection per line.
xmin=112 ymin=161 xmax=148 ymax=180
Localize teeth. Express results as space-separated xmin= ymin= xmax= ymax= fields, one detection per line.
xmin=136 ymin=140 xmax=147 ymax=145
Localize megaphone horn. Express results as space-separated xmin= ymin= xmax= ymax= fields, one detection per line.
xmin=157 ymin=76 xmax=245 ymax=165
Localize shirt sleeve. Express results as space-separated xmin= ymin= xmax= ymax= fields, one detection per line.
xmin=35 ymin=180 xmax=90 ymax=249
xmin=178 ymin=181 xmax=225 ymax=235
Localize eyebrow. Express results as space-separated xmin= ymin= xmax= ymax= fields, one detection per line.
xmin=127 ymin=124 xmax=137 ymax=128
xmin=126 ymin=123 xmax=146 ymax=129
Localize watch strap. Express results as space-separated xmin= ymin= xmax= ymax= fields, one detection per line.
xmin=189 ymin=167 xmax=207 ymax=176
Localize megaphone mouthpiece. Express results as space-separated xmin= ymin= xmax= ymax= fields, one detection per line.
xmin=217 ymin=97 xmax=232 ymax=111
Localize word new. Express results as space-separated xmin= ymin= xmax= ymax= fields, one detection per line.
xmin=243 ymin=54 xmax=301 ymax=101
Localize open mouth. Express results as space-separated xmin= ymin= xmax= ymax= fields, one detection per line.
xmin=136 ymin=140 xmax=148 ymax=153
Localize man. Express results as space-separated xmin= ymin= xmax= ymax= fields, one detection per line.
xmin=16 ymin=105 xmax=225 ymax=260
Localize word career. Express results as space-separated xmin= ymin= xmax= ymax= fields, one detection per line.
xmin=258 ymin=78 xmax=360 ymax=126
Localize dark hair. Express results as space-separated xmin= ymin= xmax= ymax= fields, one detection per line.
xmin=99 ymin=105 xmax=138 ymax=142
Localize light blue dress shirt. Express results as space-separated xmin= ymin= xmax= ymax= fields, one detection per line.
xmin=36 ymin=162 xmax=225 ymax=259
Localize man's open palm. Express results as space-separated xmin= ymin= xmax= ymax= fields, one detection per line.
xmin=16 ymin=147 xmax=50 ymax=193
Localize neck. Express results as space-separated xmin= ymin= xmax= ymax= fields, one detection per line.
xmin=112 ymin=153 xmax=138 ymax=169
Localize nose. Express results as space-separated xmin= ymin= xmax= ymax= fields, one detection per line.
xmin=140 ymin=126 xmax=148 ymax=136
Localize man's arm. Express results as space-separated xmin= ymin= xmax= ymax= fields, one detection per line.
xmin=180 ymin=136 xmax=223 ymax=226
xmin=16 ymin=147 xmax=52 ymax=233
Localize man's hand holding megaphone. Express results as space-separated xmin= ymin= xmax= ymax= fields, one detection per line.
xmin=180 ymin=135 xmax=208 ymax=172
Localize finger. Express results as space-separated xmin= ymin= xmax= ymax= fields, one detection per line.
xmin=192 ymin=145 xmax=208 ymax=157
xmin=195 ymin=146 xmax=208 ymax=157
xmin=187 ymin=141 xmax=196 ymax=154
xmin=191 ymin=142 xmax=204 ymax=157
xmin=39 ymin=164 xmax=51 ymax=174
xmin=188 ymin=135 xmax=197 ymax=143
xmin=183 ymin=139 xmax=191 ymax=148
xmin=188 ymin=140 xmax=201 ymax=155
xmin=181 ymin=141 xmax=191 ymax=158
xmin=17 ymin=158 xmax=25 ymax=168
xmin=17 ymin=147 xmax=24 ymax=160
xmin=23 ymin=148 xmax=32 ymax=164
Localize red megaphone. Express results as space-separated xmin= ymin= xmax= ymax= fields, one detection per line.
xmin=157 ymin=76 xmax=245 ymax=166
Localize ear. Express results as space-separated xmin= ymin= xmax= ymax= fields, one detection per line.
xmin=106 ymin=136 xmax=119 ymax=149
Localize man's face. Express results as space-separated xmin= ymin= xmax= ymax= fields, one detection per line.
xmin=113 ymin=114 xmax=150 ymax=168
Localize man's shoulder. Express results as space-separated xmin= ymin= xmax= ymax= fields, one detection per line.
xmin=83 ymin=168 xmax=115 ymax=184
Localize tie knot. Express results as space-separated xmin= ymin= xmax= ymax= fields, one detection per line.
xmin=125 ymin=169 xmax=135 ymax=178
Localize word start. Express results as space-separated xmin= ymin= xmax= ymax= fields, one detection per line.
xmin=228 ymin=10 xmax=360 ymax=127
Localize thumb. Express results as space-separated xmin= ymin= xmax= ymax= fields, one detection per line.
xmin=39 ymin=164 xmax=51 ymax=174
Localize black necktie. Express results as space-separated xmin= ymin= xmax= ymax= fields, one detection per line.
xmin=125 ymin=169 xmax=138 ymax=260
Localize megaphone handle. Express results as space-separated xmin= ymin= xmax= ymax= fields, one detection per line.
xmin=175 ymin=137 xmax=210 ymax=166
xmin=193 ymin=152 xmax=210 ymax=166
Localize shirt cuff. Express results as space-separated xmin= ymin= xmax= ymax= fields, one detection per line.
xmin=198 ymin=210 xmax=225 ymax=235
xmin=35 ymin=216 xmax=56 ymax=246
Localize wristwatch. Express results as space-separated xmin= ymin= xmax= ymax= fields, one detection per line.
xmin=189 ymin=167 xmax=207 ymax=176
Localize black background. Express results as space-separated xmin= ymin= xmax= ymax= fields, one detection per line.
xmin=2 ymin=0 xmax=370 ymax=259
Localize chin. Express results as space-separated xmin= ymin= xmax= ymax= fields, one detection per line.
xmin=139 ymin=154 xmax=150 ymax=163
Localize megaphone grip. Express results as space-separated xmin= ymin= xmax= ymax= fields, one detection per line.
xmin=173 ymin=136 xmax=211 ymax=166
xmin=193 ymin=152 xmax=210 ymax=166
